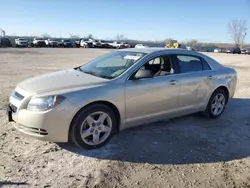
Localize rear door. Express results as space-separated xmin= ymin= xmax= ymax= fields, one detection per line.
xmin=174 ymin=54 xmax=213 ymax=111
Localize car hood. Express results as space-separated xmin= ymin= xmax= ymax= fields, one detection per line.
xmin=18 ymin=69 xmax=108 ymax=94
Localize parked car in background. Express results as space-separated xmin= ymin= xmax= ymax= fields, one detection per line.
xmin=214 ymin=48 xmax=222 ymax=53
xmin=118 ymin=42 xmax=130 ymax=49
xmin=221 ymin=49 xmax=228 ymax=53
xmin=7 ymin=48 xmax=237 ymax=149
xmin=106 ymin=41 xmax=117 ymax=48
xmin=45 ymin=38 xmax=59 ymax=47
xmin=75 ymin=40 xmax=81 ymax=48
xmin=60 ymin=39 xmax=73 ymax=48
xmin=80 ymin=38 xmax=93 ymax=48
xmin=226 ymin=49 xmax=232 ymax=54
xmin=80 ymin=39 xmax=88 ymax=48
xmin=15 ymin=38 xmax=29 ymax=47
xmin=226 ymin=47 xmax=241 ymax=54
xmin=32 ymin=38 xmax=46 ymax=47
xmin=0 ymin=37 xmax=12 ymax=47
xmin=244 ymin=49 xmax=250 ymax=55
xmin=92 ymin=40 xmax=102 ymax=48
xmin=110 ymin=41 xmax=122 ymax=49
xmin=111 ymin=41 xmax=130 ymax=49
xmin=100 ymin=40 xmax=114 ymax=48
xmin=135 ymin=44 xmax=149 ymax=48
xmin=241 ymin=49 xmax=250 ymax=55
xmin=232 ymin=47 xmax=241 ymax=54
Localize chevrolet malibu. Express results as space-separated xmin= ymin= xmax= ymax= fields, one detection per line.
xmin=7 ymin=48 xmax=237 ymax=149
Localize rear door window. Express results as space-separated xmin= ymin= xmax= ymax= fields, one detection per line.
xmin=176 ymin=55 xmax=203 ymax=73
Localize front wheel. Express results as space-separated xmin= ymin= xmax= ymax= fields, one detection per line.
xmin=205 ymin=89 xmax=227 ymax=118
xmin=70 ymin=104 xmax=117 ymax=149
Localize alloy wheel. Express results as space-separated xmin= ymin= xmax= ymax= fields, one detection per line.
xmin=211 ymin=93 xmax=225 ymax=116
xmin=80 ymin=111 xmax=112 ymax=146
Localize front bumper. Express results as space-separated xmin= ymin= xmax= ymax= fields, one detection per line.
xmin=17 ymin=43 xmax=28 ymax=46
xmin=7 ymin=100 xmax=78 ymax=142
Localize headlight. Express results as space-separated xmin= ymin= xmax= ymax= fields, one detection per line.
xmin=27 ymin=95 xmax=65 ymax=111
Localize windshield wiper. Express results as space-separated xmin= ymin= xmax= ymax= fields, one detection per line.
xmin=82 ymin=70 xmax=97 ymax=76
xmin=76 ymin=67 xmax=113 ymax=79
xmin=98 ymin=74 xmax=113 ymax=79
xmin=82 ymin=70 xmax=112 ymax=79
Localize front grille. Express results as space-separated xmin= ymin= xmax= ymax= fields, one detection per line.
xmin=14 ymin=91 xmax=24 ymax=100
xmin=19 ymin=125 xmax=48 ymax=135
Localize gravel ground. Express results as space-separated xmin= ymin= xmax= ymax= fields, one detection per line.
xmin=0 ymin=48 xmax=250 ymax=188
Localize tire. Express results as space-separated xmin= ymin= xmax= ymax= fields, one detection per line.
xmin=70 ymin=104 xmax=117 ymax=149
xmin=205 ymin=89 xmax=227 ymax=118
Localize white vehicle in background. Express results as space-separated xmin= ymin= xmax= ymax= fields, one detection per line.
xmin=119 ymin=42 xmax=130 ymax=49
xmin=110 ymin=41 xmax=120 ymax=48
xmin=32 ymin=38 xmax=46 ymax=47
xmin=92 ymin=40 xmax=102 ymax=48
xmin=186 ymin=46 xmax=196 ymax=51
xmin=15 ymin=38 xmax=29 ymax=47
xmin=45 ymin=38 xmax=58 ymax=47
xmin=80 ymin=38 xmax=93 ymax=48
xmin=135 ymin=44 xmax=148 ymax=48
xmin=214 ymin=48 xmax=222 ymax=53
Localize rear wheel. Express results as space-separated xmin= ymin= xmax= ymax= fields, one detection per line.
xmin=205 ymin=89 xmax=227 ymax=118
xmin=70 ymin=104 xmax=117 ymax=149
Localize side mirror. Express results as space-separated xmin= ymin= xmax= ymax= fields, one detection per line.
xmin=133 ymin=69 xmax=153 ymax=79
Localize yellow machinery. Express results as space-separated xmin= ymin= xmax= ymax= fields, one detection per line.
xmin=165 ymin=40 xmax=181 ymax=48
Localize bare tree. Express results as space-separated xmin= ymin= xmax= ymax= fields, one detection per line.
xmin=186 ymin=39 xmax=198 ymax=47
xmin=115 ymin=34 xmax=126 ymax=41
xmin=164 ymin=38 xmax=173 ymax=44
xmin=228 ymin=19 xmax=247 ymax=47
xmin=86 ymin=34 xmax=93 ymax=39
xmin=41 ymin=33 xmax=51 ymax=38
xmin=69 ymin=33 xmax=80 ymax=38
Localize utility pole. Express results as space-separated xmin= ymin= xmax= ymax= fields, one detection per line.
xmin=241 ymin=28 xmax=247 ymax=49
xmin=0 ymin=28 xmax=5 ymax=36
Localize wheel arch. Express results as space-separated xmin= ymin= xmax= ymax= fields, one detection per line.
xmin=212 ymin=85 xmax=230 ymax=103
xmin=69 ymin=100 xmax=121 ymax=138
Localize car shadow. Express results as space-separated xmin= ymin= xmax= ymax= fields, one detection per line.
xmin=59 ymin=98 xmax=250 ymax=165
xmin=0 ymin=181 xmax=28 ymax=186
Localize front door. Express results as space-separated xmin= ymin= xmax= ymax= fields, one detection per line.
xmin=125 ymin=55 xmax=181 ymax=126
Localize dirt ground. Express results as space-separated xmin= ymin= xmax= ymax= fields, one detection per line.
xmin=0 ymin=48 xmax=250 ymax=188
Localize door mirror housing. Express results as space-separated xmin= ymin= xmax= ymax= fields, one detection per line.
xmin=133 ymin=69 xmax=153 ymax=79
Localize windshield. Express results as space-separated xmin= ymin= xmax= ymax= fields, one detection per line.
xmin=79 ymin=51 xmax=147 ymax=79
xmin=19 ymin=38 xmax=26 ymax=41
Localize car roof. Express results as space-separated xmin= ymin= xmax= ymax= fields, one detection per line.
xmin=119 ymin=47 xmax=224 ymax=70
xmin=119 ymin=47 xmax=193 ymax=54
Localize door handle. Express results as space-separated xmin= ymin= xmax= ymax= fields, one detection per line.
xmin=169 ymin=80 xmax=178 ymax=85
xmin=207 ymin=75 xmax=213 ymax=80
